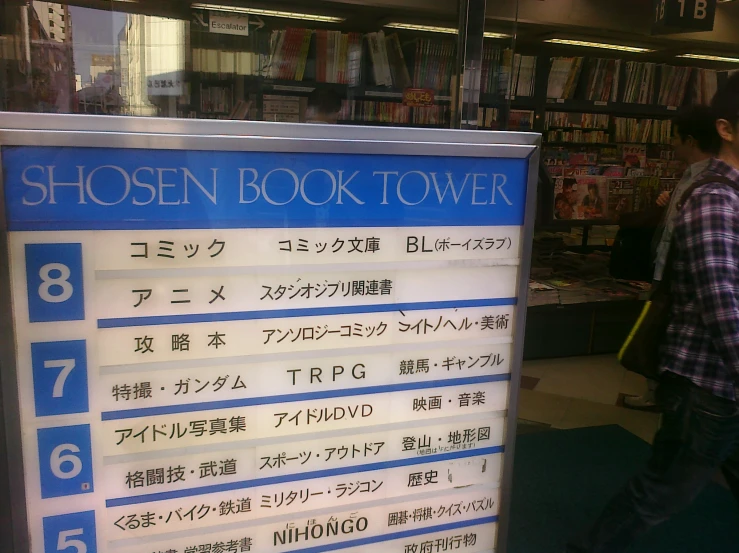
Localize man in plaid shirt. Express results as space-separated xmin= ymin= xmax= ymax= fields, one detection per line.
xmin=567 ymin=74 xmax=739 ymax=553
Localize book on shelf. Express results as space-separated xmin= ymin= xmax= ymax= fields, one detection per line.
xmin=227 ymin=99 xmax=253 ymax=120
xmin=500 ymin=53 xmax=538 ymax=98
xmin=657 ymin=64 xmax=692 ymax=107
xmin=192 ymin=47 xmax=268 ymax=76
xmin=315 ymin=30 xmax=362 ymax=84
xmin=614 ymin=117 xmax=672 ymax=144
xmin=413 ymin=105 xmax=448 ymax=126
xmin=545 ymin=111 xmax=609 ymax=129
xmin=546 ymin=57 xmax=583 ymax=100
xmin=412 ymin=39 xmax=456 ymax=92
xmin=584 ymin=58 xmax=621 ymax=102
xmin=478 ymin=107 xmax=497 ymax=128
xmin=200 ymin=84 xmax=232 ymax=114
xmin=622 ymin=62 xmax=655 ymax=104
xmin=692 ymin=68 xmax=718 ymax=105
xmin=344 ymin=100 xmax=411 ymax=124
xmin=546 ymin=130 xmax=610 ymax=143
xmin=268 ymin=28 xmax=312 ymax=81
xmin=509 ymin=109 xmax=535 ymax=130
xmin=366 ymin=31 xmax=393 ymax=86
xmin=384 ymin=33 xmax=412 ymax=89
xmin=478 ymin=108 xmax=534 ymax=130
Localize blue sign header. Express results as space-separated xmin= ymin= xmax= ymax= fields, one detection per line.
xmin=2 ymin=146 xmax=529 ymax=230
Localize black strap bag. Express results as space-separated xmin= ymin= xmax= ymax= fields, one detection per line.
xmin=618 ymin=174 xmax=739 ymax=379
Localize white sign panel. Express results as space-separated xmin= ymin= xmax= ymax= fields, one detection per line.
xmin=209 ymin=14 xmax=251 ymax=36
xmin=0 ymin=123 xmax=537 ymax=553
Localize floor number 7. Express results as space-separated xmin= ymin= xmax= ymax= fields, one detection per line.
xmin=44 ymin=359 xmax=76 ymax=398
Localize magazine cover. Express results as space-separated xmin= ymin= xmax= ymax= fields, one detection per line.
xmin=553 ymin=176 xmax=609 ymax=220
xmin=634 ymin=176 xmax=661 ymax=211
xmin=622 ymin=145 xmax=647 ymax=169
xmin=607 ymin=178 xmax=635 ymax=219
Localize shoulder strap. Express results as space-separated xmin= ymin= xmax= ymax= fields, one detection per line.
xmin=659 ymin=173 xmax=739 ymax=289
xmin=677 ymin=174 xmax=739 ymax=210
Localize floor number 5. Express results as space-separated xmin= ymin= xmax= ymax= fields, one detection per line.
xmin=57 ymin=529 xmax=86 ymax=553
xmin=43 ymin=512 xmax=97 ymax=553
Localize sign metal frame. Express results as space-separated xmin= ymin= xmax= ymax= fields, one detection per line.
xmin=0 ymin=113 xmax=540 ymax=553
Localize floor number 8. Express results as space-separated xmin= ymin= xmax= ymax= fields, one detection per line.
xmin=39 ymin=263 xmax=74 ymax=303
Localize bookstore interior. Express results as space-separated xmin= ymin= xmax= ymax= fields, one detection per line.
xmin=2 ymin=0 xmax=739 ymax=357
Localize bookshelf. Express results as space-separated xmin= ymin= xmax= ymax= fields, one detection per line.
xmin=472 ymin=46 xmax=734 ymax=229
xmin=184 ymin=24 xmax=467 ymax=126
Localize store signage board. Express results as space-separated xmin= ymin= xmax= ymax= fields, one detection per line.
xmin=402 ymin=88 xmax=435 ymax=107
xmin=652 ymin=0 xmax=716 ymax=34
xmin=209 ymin=14 xmax=251 ymax=37
xmin=0 ymin=114 xmax=539 ymax=553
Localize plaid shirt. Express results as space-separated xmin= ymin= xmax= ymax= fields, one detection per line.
xmin=660 ymin=158 xmax=739 ymax=400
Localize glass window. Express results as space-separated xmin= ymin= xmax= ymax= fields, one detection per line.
xmin=1 ymin=0 xmax=524 ymax=128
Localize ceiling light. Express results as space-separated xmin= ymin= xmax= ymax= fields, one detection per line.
xmin=191 ymin=3 xmax=344 ymax=23
xmin=385 ymin=23 xmax=510 ymax=39
xmin=484 ymin=32 xmax=510 ymax=39
xmin=678 ymin=53 xmax=739 ymax=63
xmin=543 ymin=38 xmax=653 ymax=53
xmin=385 ymin=23 xmax=457 ymax=34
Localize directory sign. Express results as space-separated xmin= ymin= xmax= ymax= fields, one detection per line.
xmin=0 ymin=116 xmax=539 ymax=553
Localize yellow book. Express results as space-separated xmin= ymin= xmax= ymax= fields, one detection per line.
xmin=295 ymin=29 xmax=313 ymax=82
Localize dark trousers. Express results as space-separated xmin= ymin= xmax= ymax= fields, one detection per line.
xmin=567 ymin=372 xmax=739 ymax=553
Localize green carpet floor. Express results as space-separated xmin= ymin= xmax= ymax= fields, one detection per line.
xmin=508 ymin=425 xmax=739 ymax=553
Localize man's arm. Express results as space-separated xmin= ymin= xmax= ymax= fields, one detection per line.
xmin=684 ymin=189 xmax=739 ymax=386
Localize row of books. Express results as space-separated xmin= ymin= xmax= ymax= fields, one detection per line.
xmin=317 ymin=30 xmax=363 ymax=85
xmin=546 ymin=130 xmax=610 ymax=143
xmin=613 ymin=117 xmax=672 ymax=144
xmin=227 ymin=99 xmax=253 ymax=120
xmin=507 ymin=53 xmax=537 ymax=98
xmin=545 ymin=111 xmax=609 ymax=130
xmin=192 ymin=48 xmax=268 ymax=76
xmin=692 ymin=68 xmax=718 ymax=105
xmin=657 ymin=65 xmax=691 ymax=108
xmin=267 ymin=28 xmax=363 ymax=83
xmin=413 ymin=105 xmax=449 ymax=125
xmin=583 ymin=59 xmax=621 ymax=103
xmin=547 ymin=57 xmax=584 ymax=100
xmin=199 ymin=84 xmax=232 ymax=114
xmin=412 ymin=39 xmax=456 ymax=93
xmin=480 ymin=48 xmax=540 ymax=98
xmin=622 ymin=62 xmax=656 ymax=104
xmin=477 ymin=108 xmax=535 ymax=130
xmin=366 ymin=31 xmax=411 ymax=88
xmin=340 ymin=100 xmax=411 ymax=123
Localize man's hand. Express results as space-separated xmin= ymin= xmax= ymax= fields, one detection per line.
xmin=656 ymin=191 xmax=671 ymax=207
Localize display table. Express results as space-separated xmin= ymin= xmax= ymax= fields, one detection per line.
xmin=524 ymin=284 xmax=646 ymax=359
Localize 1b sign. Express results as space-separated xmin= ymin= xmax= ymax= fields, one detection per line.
xmin=653 ymin=0 xmax=716 ymax=33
